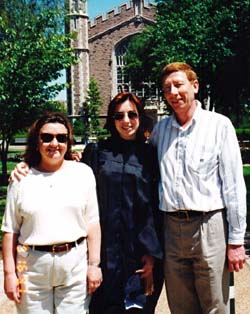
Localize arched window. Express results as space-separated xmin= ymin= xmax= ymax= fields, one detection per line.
xmin=115 ymin=42 xmax=130 ymax=93
xmin=113 ymin=36 xmax=159 ymax=102
xmin=71 ymin=0 xmax=87 ymax=13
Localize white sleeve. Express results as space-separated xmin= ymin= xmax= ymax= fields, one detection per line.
xmin=1 ymin=181 xmax=22 ymax=234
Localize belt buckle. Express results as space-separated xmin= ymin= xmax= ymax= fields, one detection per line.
xmin=183 ymin=211 xmax=189 ymax=220
xmin=52 ymin=243 xmax=69 ymax=253
xmin=176 ymin=210 xmax=190 ymax=220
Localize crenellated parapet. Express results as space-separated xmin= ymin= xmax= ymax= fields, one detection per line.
xmin=89 ymin=2 xmax=131 ymax=27
xmin=88 ymin=1 xmax=156 ymax=38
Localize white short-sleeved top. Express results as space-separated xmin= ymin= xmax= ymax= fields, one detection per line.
xmin=1 ymin=161 xmax=99 ymax=245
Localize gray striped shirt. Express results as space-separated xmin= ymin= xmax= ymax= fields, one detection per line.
xmin=150 ymin=102 xmax=246 ymax=244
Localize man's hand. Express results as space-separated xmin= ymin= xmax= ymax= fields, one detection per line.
xmin=227 ymin=244 xmax=246 ymax=272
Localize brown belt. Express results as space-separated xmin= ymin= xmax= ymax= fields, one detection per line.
xmin=29 ymin=236 xmax=86 ymax=253
xmin=166 ymin=209 xmax=223 ymax=220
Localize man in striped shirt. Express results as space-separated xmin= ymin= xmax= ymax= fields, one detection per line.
xmin=150 ymin=62 xmax=246 ymax=314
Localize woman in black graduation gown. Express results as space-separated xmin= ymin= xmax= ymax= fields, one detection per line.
xmin=82 ymin=92 xmax=164 ymax=314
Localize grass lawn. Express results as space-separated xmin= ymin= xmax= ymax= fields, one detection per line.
xmin=243 ymin=165 xmax=250 ymax=176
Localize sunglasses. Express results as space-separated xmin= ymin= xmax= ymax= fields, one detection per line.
xmin=40 ymin=133 xmax=68 ymax=143
xmin=113 ymin=111 xmax=139 ymax=121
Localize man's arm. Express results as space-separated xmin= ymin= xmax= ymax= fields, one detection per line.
xmin=219 ymin=119 xmax=247 ymax=272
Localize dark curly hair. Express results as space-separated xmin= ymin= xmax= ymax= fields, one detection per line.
xmin=24 ymin=112 xmax=74 ymax=167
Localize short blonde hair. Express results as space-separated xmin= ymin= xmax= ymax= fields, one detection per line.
xmin=161 ymin=62 xmax=198 ymax=83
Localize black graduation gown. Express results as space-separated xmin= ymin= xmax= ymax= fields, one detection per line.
xmin=82 ymin=137 xmax=163 ymax=314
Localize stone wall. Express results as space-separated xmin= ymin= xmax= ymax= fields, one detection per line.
xmin=88 ymin=1 xmax=156 ymax=114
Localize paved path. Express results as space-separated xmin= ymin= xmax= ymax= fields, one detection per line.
xmin=0 ymin=254 xmax=249 ymax=314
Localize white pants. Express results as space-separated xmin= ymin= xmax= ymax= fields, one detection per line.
xmin=16 ymin=240 xmax=90 ymax=314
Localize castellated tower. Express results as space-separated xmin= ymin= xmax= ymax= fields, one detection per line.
xmin=67 ymin=0 xmax=89 ymax=115
xmin=68 ymin=0 xmax=156 ymax=116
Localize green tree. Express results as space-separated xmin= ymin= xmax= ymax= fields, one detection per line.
xmin=42 ymin=100 xmax=67 ymax=115
xmin=81 ymin=77 xmax=105 ymax=143
xmin=125 ymin=0 xmax=250 ymax=123
xmin=212 ymin=0 xmax=250 ymax=125
xmin=0 ymin=0 xmax=77 ymax=179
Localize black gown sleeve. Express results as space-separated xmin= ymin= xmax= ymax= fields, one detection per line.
xmin=81 ymin=143 xmax=99 ymax=178
xmin=136 ymin=144 xmax=163 ymax=260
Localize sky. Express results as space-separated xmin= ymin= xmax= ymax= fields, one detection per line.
xmin=88 ymin=0 xmax=124 ymax=19
xmin=89 ymin=1 xmax=156 ymax=19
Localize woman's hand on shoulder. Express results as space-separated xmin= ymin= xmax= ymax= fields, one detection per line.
xmin=9 ymin=162 xmax=30 ymax=182
xmin=71 ymin=151 xmax=82 ymax=161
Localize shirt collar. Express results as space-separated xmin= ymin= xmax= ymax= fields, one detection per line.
xmin=171 ymin=100 xmax=202 ymax=129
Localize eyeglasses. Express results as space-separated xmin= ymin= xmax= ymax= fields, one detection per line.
xmin=113 ymin=111 xmax=138 ymax=121
xmin=40 ymin=133 xmax=68 ymax=143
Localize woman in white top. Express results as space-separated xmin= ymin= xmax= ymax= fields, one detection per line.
xmin=1 ymin=112 xmax=102 ymax=314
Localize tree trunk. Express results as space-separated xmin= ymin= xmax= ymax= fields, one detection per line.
xmin=0 ymin=139 xmax=9 ymax=185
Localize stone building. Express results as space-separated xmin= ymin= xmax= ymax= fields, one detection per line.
xmin=67 ymin=0 xmax=160 ymax=118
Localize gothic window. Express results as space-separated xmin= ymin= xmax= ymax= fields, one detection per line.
xmin=117 ymin=67 xmax=122 ymax=84
xmin=115 ymin=39 xmax=130 ymax=94
xmin=150 ymin=84 xmax=157 ymax=98
xmin=72 ymin=0 xmax=78 ymax=12
xmin=134 ymin=0 xmax=142 ymax=16
xmin=124 ymin=84 xmax=129 ymax=92
xmin=72 ymin=0 xmax=86 ymax=13
xmin=73 ymin=17 xmax=78 ymax=29
xmin=114 ymin=37 xmax=159 ymax=101
xmin=144 ymin=84 xmax=150 ymax=98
